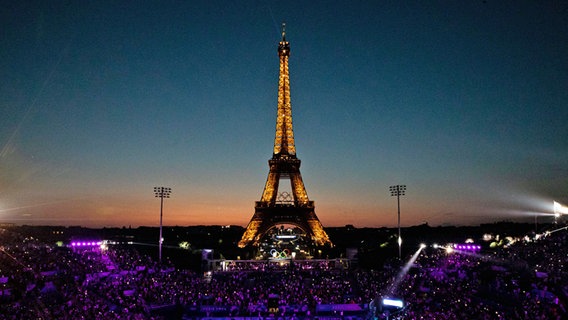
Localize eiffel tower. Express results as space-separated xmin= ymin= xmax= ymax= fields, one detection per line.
xmin=238 ymin=24 xmax=332 ymax=248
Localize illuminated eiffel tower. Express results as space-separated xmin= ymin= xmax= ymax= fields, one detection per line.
xmin=238 ymin=24 xmax=332 ymax=248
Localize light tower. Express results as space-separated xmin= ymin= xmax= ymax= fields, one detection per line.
xmin=390 ymin=185 xmax=406 ymax=260
xmin=154 ymin=186 xmax=171 ymax=264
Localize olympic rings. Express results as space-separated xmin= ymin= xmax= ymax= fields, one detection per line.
xmin=269 ymin=248 xmax=291 ymax=259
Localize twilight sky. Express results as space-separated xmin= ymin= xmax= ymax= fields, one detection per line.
xmin=1 ymin=1 xmax=567 ymax=228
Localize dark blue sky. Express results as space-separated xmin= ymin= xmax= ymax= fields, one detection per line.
xmin=1 ymin=1 xmax=567 ymax=227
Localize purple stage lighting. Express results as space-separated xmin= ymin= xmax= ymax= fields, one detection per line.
xmin=453 ymin=244 xmax=481 ymax=251
xmin=70 ymin=241 xmax=102 ymax=247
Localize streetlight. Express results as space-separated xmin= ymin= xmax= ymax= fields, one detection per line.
xmin=154 ymin=186 xmax=172 ymax=265
xmin=390 ymin=185 xmax=406 ymax=260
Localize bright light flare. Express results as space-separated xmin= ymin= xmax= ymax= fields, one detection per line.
xmin=554 ymin=201 xmax=568 ymax=215
xmin=486 ymin=194 xmax=565 ymax=220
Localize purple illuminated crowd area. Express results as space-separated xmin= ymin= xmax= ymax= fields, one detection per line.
xmin=0 ymin=226 xmax=566 ymax=320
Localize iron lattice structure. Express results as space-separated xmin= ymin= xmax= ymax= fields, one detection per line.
xmin=239 ymin=25 xmax=332 ymax=248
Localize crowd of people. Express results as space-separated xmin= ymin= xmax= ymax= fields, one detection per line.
xmin=364 ymin=227 xmax=567 ymax=319
xmin=0 ymin=225 xmax=566 ymax=319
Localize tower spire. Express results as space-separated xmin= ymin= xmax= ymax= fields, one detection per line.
xmin=274 ymin=21 xmax=293 ymax=156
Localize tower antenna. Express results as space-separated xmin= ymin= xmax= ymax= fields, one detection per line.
xmin=281 ymin=22 xmax=286 ymax=41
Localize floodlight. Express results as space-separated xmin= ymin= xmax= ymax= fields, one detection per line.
xmin=554 ymin=201 xmax=568 ymax=214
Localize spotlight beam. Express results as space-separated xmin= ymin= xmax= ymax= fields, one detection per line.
xmin=384 ymin=245 xmax=425 ymax=296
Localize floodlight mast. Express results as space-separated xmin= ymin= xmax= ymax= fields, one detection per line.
xmin=154 ymin=187 xmax=172 ymax=265
xmin=390 ymin=185 xmax=406 ymax=260
xmin=535 ymin=211 xmax=538 ymax=233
